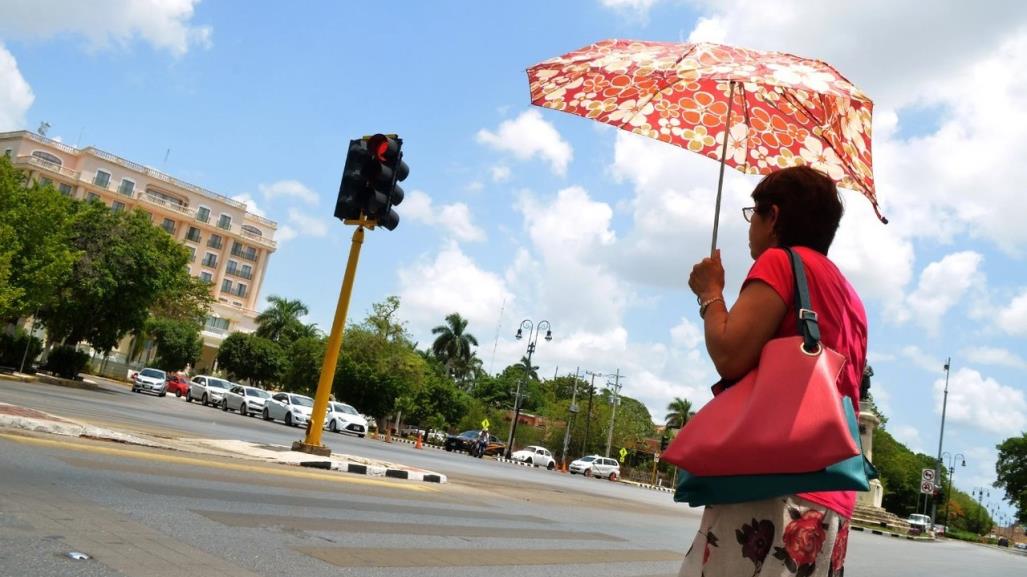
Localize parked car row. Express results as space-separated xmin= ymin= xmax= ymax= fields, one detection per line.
xmin=128 ymin=367 xmax=367 ymax=437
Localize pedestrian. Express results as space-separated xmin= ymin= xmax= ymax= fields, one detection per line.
xmin=680 ymin=166 xmax=867 ymax=577
xmin=476 ymin=428 xmax=489 ymax=458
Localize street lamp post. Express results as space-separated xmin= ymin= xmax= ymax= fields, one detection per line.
xmin=942 ymin=451 xmax=965 ymax=531
xmin=603 ymin=369 xmax=623 ymax=458
xmin=505 ymin=319 xmax=551 ymax=459
xmin=932 ymin=357 xmax=952 ymax=525
xmin=560 ymin=367 xmax=580 ymax=468
xmin=581 ymin=370 xmax=602 ymax=455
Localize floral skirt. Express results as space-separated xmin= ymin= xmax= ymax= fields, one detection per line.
xmin=679 ymin=496 xmax=849 ymax=577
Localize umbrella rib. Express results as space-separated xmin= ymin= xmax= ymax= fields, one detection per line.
xmin=617 ymin=44 xmax=698 ymax=131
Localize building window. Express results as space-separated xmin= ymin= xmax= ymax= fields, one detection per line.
xmin=186 ymin=227 xmax=201 ymax=242
xmin=31 ymin=150 xmax=62 ymax=166
xmin=221 ymin=279 xmax=232 ymax=293
xmin=241 ymin=263 xmax=253 ymax=279
xmin=204 ymin=316 xmax=230 ymax=332
xmin=234 ymin=283 xmax=247 ymax=298
xmin=87 ymin=192 xmax=100 ymax=202
xmin=58 ymin=183 xmax=73 ymax=196
xmin=202 ymin=253 xmax=217 ymax=267
xmin=199 ymin=271 xmax=213 ymax=283
xmin=118 ymin=179 xmax=135 ymax=196
xmin=161 ymin=218 xmax=176 ymax=235
xmin=93 ymin=170 xmax=111 ymax=189
xmin=217 ymin=214 xmax=232 ymax=231
xmin=196 ymin=206 xmax=211 ymax=223
xmin=230 ymin=242 xmax=258 ymax=262
xmin=38 ymin=177 xmax=53 ymax=188
xmin=207 ymin=234 xmax=223 ymax=249
xmin=3 ymin=149 xmax=11 ymax=158
xmin=241 ymin=224 xmax=263 ymax=237
xmin=226 ymin=260 xmax=251 ymax=279
xmin=111 ymin=201 xmax=125 ymax=213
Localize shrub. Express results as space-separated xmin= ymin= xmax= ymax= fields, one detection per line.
xmin=44 ymin=346 xmax=90 ymax=379
xmin=0 ymin=329 xmax=43 ymax=371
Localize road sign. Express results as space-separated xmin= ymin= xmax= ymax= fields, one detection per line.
xmin=618 ymin=447 xmax=628 ymax=463
xmin=481 ymin=418 xmax=490 ymax=430
xmin=921 ymin=468 xmax=936 ymax=483
xmin=921 ymin=480 xmax=935 ymax=494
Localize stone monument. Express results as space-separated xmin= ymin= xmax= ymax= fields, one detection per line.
xmin=857 ymin=365 xmax=884 ymax=509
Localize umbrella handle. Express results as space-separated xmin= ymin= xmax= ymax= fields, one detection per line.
xmin=710 ymin=81 xmax=736 ymax=257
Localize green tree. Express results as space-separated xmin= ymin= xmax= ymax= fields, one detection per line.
xmin=216 ymin=332 xmax=285 ymax=386
xmin=150 ymin=275 xmax=215 ymax=325
xmin=0 ymin=158 xmax=77 ymax=320
xmin=255 ymin=295 xmax=315 ymax=345
xmin=281 ymin=336 xmax=326 ymax=395
xmin=38 ymin=203 xmax=191 ymax=352
xmin=995 ymin=432 xmax=1027 ymax=524
xmin=664 ymin=397 xmax=694 ymax=430
xmin=430 ymin=312 xmax=478 ymax=379
xmin=147 ymin=318 xmax=203 ymax=372
xmin=333 ymin=324 xmax=424 ymax=421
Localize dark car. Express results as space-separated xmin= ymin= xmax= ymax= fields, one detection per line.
xmin=444 ymin=430 xmax=505 ymax=456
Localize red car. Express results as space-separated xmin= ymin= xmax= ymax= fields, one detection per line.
xmin=165 ymin=374 xmax=191 ymax=397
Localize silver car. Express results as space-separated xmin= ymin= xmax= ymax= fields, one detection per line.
xmin=221 ymin=385 xmax=270 ymax=416
xmin=131 ymin=368 xmax=167 ymax=396
xmin=569 ymin=455 xmax=621 ymax=480
xmin=186 ymin=375 xmax=233 ymax=406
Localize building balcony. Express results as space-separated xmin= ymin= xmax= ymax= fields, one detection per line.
xmin=138 ymin=192 xmax=195 ymax=218
xmin=207 ymin=237 xmax=223 ymax=249
xmin=241 ymin=228 xmax=277 ymax=250
xmin=225 ymin=268 xmax=253 ymax=280
xmin=13 ymin=155 xmax=81 ymax=180
xmin=230 ymin=245 xmax=258 ymax=262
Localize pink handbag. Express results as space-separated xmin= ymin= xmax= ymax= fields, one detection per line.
xmin=663 ymin=248 xmax=860 ymax=476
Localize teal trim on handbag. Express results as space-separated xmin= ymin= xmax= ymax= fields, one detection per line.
xmin=674 ymin=396 xmax=879 ymax=507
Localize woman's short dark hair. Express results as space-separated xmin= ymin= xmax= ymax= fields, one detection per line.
xmin=751 ymin=166 xmax=843 ymax=254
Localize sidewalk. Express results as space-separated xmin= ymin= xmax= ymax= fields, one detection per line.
xmin=0 ymin=402 xmax=446 ymax=483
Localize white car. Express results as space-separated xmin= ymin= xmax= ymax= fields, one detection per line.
xmin=907 ymin=514 xmax=932 ymax=535
xmin=263 ymin=392 xmax=313 ymax=427
xmin=511 ymin=445 xmax=557 ymax=470
xmin=569 ymin=455 xmax=621 ymax=480
xmin=187 ymin=375 xmax=233 ymax=406
xmin=221 ymin=385 xmax=270 ymax=416
xmin=131 ymin=368 xmax=167 ymax=396
xmin=324 ymin=402 xmax=368 ymax=437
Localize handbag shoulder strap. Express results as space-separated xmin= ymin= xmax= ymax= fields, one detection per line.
xmin=784 ymin=247 xmax=822 ymax=354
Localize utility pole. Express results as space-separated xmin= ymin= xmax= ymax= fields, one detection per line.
xmin=932 ymin=357 xmax=951 ymax=525
xmin=505 ymin=320 xmax=551 ymax=458
xmin=561 ymin=367 xmax=580 ymax=468
xmin=581 ymin=370 xmax=601 ymax=455
xmin=604 ymin=369 xmax=623 ymax=458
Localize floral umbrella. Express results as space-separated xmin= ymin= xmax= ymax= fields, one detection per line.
xmin=527 ymin=39 xmax=883 ymax=253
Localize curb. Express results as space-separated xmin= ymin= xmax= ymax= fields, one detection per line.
xmin=300 ymin=460 xmax=446 ymax=483
xmin=384 ymin=436 xmax=446 ymax=451
xmin=851 ymin=525 xmax=933 ymax=541
xmin=618 ymin=479 xmax=674 ymax=493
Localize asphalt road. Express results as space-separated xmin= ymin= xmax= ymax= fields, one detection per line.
xmin=2 ymin=377 xmax=1026 ymax=576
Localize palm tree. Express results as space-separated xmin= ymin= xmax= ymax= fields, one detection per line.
xmin=255 ymin=296 xmax=309 ymax=344
xmin=665 ymin=397 xmax=695 ymax=430
xmin=515 ymin=355 xmax=539 ymax=381
xmin=431 ymin=312 xmax=478 ymax=375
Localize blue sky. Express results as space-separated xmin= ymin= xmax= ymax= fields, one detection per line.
xmin=1 ymin=1 xmax=1025 ymax=519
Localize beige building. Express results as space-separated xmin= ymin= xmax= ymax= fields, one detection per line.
xmin=0 ymin=130 xmax=277 ymax=370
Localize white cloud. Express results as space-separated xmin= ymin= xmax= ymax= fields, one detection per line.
xmin=490 ymin=165 xmax=511 ymax=183
xmin=0 ymin=44 xmax=33 ymax=131
xmin=936 ymin=368 xmax=1027 ymax=435
xmin=891 ymin=424 xmax=923 ymax=454
xmin=600 ymin=0 xmax=660 ymax=20
xmin=962 ymin=346 xmax=1027 ymax=370
xmin=902 ymin=251 xmax=984 ymax=333
xmin=997 ymin=288 xmax=1027 ymax=336
xmin=465 ymin=181 xmax=484 ymax=193
xmin=402 ymin=190 xmax=485 ymax=243
xmin=275 ymin=225 xmax=297 ymax=243
xmin=0 ymin=0 xmax=213 ymax=56
xmin=397 ymin=242 xmax=512 ymax=332
xmin=670 ymin=317 xmax=703 ymax=350
xmin=287 ymin=208 xmax=328 ymax=237
xmin=900 ymin=346 xmax=946 ymax=374
xmin=476 ymin=110 xmax=573 ymax=176
xmin=231 ymin=193 xmax=264 ymax=217
xmin=258 ymin=180 xmax=319 ymax=205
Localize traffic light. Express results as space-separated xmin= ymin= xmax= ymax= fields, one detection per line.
xmin=660 ymin=435 xmax=669 ymax=452
xmin=334 ymin=134 xmax=408 ymax=230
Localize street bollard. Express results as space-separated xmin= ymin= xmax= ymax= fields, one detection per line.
xmin=415 ymin=432 xmax=423 ymax=449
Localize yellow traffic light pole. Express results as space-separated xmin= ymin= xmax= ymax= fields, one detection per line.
xmin=292 ymin=217 xmax=373 ymax=456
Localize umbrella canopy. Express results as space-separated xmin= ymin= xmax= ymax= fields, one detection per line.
xmin=527 ymin=40 xmax=883 ymax=250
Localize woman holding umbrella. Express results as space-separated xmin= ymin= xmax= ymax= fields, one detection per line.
xmin=682 ymin=165 xmax=867 ymax=577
